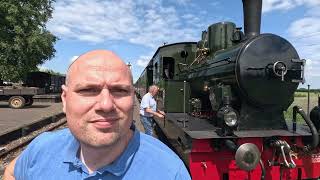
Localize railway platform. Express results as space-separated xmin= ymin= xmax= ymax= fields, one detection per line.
xmin=133 ymin=96 xmax=145 ymax=133
xmin=0 ymin=102 xmax=64 ymax=138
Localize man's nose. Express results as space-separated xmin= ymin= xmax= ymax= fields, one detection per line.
xmin=96 ymin=89 xmax=115 ymax=112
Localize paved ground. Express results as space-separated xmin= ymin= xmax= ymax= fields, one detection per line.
xmin=133 ymin=96 xmax=145 ymax=133
xmin=0 ymin=102 xmax=64 ymax=136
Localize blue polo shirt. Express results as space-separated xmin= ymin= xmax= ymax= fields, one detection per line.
xmin=140 ymin=92 xmax=157 ymax=117
xmin=14 ymin=128 xmax=191 ymax=180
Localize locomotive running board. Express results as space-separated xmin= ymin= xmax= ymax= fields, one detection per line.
xmin=157 ymin=113 xmax=312 ymax=139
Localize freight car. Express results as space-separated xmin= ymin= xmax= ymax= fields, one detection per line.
xmin=25 ymin=71 xmax=65 ymax=93
xmin=0 ymin=85 xmax=44 ymax=108
xmin=135 ymin=0 xmax=320 ymax=179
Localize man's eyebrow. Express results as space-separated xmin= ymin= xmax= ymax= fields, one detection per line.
xmin=73 ymin=83 xmax=101 ymax=89
xmin=109 ymin=84 xmax=132 ymax=89
xmin=73 ymin=83 xmax=132 ymax=90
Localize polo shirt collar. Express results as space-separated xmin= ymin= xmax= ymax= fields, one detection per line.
xmin=62 ymin=129 xmax=140 ymax=176
xmin=98 ymin=130 xmax=140 ymax=176
xmin=62 ymin=131 xmax=81 ymax=166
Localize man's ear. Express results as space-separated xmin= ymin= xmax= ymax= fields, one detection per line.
xmin=61 ymin=85 xmax=68 ymax=113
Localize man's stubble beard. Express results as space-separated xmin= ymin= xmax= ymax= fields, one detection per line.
xmin=68 ymin=119 xmax=124 ymax=149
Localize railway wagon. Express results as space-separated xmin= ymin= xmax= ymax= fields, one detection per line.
xmin=0 ymin=86 xmax=44 ymax=108
xmin=135 ymin=0 xmax=320 ymax=179
xmin=135 ymin=42 xmax=197 ymax=103
xmin=25 ymin=71 xmax=65 ymax=93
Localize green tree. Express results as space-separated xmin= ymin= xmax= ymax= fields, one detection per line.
xmin=0 ymin=0 xmax=57 ymax=82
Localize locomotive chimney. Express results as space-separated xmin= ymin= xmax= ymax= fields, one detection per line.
xmin=242 ymin=0 xmax=262 ymax=38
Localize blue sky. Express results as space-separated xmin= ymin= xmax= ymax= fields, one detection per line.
xmin=41 ymin=0 xmax=320 ymax=88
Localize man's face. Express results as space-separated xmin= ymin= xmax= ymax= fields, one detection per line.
xmin=62 ymin=56 xmax=134 ymax=148
xmin=151 ymin=88 xmax=159 ymax=97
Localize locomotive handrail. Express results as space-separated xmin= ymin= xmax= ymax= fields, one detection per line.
xmin=293 ymin=106 xmax=319 ymax=151
xmin=259 ymin=159 xmax=266 ymax=180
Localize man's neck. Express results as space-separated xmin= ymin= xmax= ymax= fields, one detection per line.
xmin=79 ymin=130 xmax=134 ymax=174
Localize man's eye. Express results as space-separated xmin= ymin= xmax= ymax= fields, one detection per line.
xmin=110 ymin=88 xmax=130 ymax=96
xmin=77 ymin=88 xmax=100 ymax=95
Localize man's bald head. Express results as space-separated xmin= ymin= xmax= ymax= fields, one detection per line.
xmin=65 ymin=50 xmax=133 ymax=86
xmin=61 ymin=49 xmax=135 ymax=150
xmin=148 ymin=85 xmax=159 ymax=96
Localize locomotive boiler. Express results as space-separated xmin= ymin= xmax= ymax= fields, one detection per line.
xmin=135 ymin=0 xmax=320 ymax=179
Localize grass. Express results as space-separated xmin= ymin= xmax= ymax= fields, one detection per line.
xmin=294 ymin=92 xmax=307 ymax=97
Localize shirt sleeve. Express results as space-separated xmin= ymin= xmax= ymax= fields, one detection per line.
xmin=175 ymin=163 xmax=191 ymax=180
xmin=141 ymin=95 xmax=150 ymax=109
xmin=14 ymin=132 xmax=49 ymax=179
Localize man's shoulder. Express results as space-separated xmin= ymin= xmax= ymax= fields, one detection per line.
xmin=23 ymin=128 xmax=73 ymax=153
xmin=137 ymin=132 xmax=182 ymax=163
xmin=142 ymin=93 xmax=151 ymax=99
xmin=140 ymin=93 xmax=152 ymax=107
xmin=131 ymin=132 xmax=190 ymax=179
xmin=14 ymin=129 xmax=78 ymax=179
xmin=36 ymin=128 xmax=72 ymax=143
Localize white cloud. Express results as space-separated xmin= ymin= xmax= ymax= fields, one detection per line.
xmin=70 ymin=56 xmax=79 ymax=62
xmin=50 ymin=26 xmax=72 ymax=35
xmin=288 ymin=18 xmax=320 ymax=38
xmin=306 ymin=6 xmax=320 ymax=16
xmin=210 ymin=2 xmax=220 ymax=7
xmin=263 ymin=0 xmax=320 ymax=13
xmin=181 ymin=14 xmax=203 ymax=27
xmin=284 ymin=2 xmax=320 ymax=83
xmin=174 ymin=0 xmax=191 ymax=6
xmin=263 ymin=0 xmax=296 ymax=13
xmin=48 ymin=0 xmax=139 ymax=43
xmin=136 ymin=55 xmax=152 ymax=68
xmin=47 ymin=0 xmax=201 ymax=48
xmin=137 ymin=59 xmax=149 ymax=67
xmin=262 ymin=0 xmax=320 ymax=85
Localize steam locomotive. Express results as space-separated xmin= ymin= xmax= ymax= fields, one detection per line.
xmin=135 ymin=0 xmax=320 ymax=179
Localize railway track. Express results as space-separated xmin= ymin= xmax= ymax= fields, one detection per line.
xmin=0 ymin=114 xmax=67 ymax=177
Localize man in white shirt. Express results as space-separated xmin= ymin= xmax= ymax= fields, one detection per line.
xmin=140 ymin=85 xmax=165 ymax=136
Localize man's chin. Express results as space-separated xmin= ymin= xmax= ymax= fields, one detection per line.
xmin=86 ymin=134 xmax=120 ymax=148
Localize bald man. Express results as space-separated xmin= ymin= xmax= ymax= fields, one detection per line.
xmin=4 ymin=50 xmax=191 ymax=180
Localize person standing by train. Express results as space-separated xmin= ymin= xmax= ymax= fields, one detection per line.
xmin=4 ymin=50 xmax=190 ymax=180
xmin=140 ymin=85 xmax=165 ymax=136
